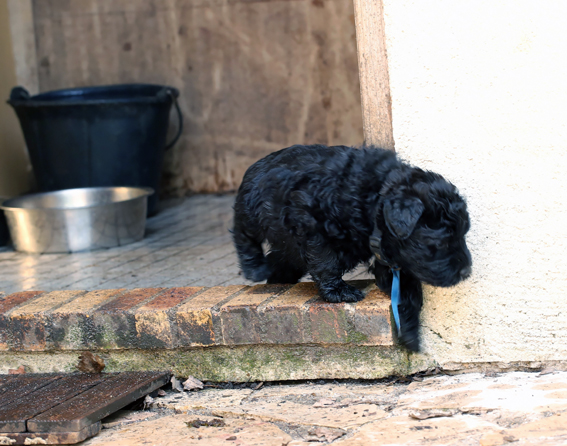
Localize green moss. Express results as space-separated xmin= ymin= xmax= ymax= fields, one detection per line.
xmin=0 ymin=343 xmax=435 ymax=382
xmin=239 ymin=347 xmax=261 ymax=372
xmin=346 ymin=331 xmax=369 ymax=344
xmin=281 ymin=348 xmax=308 ymax=366
xmin=65 ymin=324 xmax=84 ymax=348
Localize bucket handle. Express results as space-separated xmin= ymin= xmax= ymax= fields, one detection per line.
xmin=164 ymin=89 xmax=183 ymax=151
xmin=9 ymin=86 xmax=31 ymax=102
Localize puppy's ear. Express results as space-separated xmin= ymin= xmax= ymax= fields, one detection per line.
xmin=383 ymin=195 xmax=424 ymax=240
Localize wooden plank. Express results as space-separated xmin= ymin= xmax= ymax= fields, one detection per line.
xmin=1 ymin=421 xmax=101 ymax=445
xmin=0 ymin=374 xmax=16 ymax=386
xmin=28 ymin=371 xmax=170 ymax=433
xmin=0 ymin=0 xmax=33 ymax=199
xmin=0 ymin=374 xmax=62 ymax=410
xmin=7 ymin=0 xmax=40 ymax=94
xmin=0 ymin=374 xmax=108 ymax=433
xmin=352 ymin=0 xmax=395 ymax=149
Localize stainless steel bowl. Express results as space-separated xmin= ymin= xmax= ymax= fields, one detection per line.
xmin=0 ymin=187 xmax=153 ymax=253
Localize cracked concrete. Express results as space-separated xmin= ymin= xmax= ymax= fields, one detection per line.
xmin=85 ymin=370 xmax=567 ymax=445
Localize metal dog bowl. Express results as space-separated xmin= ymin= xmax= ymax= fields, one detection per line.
xmin=0 ymin=187 xmax=153 ymax=253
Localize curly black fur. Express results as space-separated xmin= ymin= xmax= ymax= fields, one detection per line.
xmin=232 ymin=144 xmax=472 ymax=351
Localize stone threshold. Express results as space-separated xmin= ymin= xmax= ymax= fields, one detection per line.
xmin=0 ymin=281 xmax=432 ymax=380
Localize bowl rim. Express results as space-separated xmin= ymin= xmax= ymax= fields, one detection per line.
xmin=0 ymin=186 xmax=154 ymax=211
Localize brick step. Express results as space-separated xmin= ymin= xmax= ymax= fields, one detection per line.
xmin=0 ymin=281 xmax=393 ymax=352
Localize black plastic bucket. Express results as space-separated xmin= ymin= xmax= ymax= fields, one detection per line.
xmin=8 ymin=84 xmax=183 ymax=215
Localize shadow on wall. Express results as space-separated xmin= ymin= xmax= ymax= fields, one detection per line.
xmin=31 ymin=0 xmax=364 ymax=195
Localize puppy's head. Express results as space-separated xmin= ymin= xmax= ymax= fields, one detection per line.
xmin=377 ymin=167 xmax=472 ymax=287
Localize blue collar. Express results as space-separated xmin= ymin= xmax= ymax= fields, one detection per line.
xmin=370 ymin=226 xmax=402 ymax=336
xmin=390 ymin=268 xmax=401 ymax=336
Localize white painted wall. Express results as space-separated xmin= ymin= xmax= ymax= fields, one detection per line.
xmin=382 ymin=0 xmax=567 ymax=363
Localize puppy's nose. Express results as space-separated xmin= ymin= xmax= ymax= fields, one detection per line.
xmin=460 ymin=266 xmax=472 ymax=279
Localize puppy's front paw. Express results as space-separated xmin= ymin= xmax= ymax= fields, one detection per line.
xmin=340 ymin=283 xmax=365 ymax=302
xmin=320 ymin=281 xmax=365 ymax=303
xmin=398 ymin=329 xmax=420 ymax=352
xmin=397 ymin=302 xmax=421 ymax=352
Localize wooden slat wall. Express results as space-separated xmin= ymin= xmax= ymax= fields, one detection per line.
xmin=31 ymin=0 xmax=363 ymax=194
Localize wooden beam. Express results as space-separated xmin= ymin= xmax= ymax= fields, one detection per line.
xmin=7 ymin=0 xmax=38 ymax=94
xmin=0 ymin=0 xmax=33 ymax=197
xmin=353 ymin=0 xmax=394 ymax=150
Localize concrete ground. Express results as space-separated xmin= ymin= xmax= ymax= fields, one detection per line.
xmin=86 ymin=370 xmax=567 ymax=446
xmin=0 ymin=195 xmax=371 ymax=294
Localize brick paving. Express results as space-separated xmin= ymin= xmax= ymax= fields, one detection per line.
xmin=0 ymin=194 xmax=390 ymax=381
xmin=0 ymin=281 xmax=392 ymax=352
xmin=0 ymin=194 xmax=371 ymax=295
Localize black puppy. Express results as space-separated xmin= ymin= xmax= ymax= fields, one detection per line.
xmin=232 ymin=144 xmax=472 ymax=351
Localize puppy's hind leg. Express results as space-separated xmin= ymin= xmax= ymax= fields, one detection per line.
xmin=232 ymin=219 xmax=270 ymax=282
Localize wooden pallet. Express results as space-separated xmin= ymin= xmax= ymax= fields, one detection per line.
xmin=0 ymin=371 xmax=170 ymax=445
